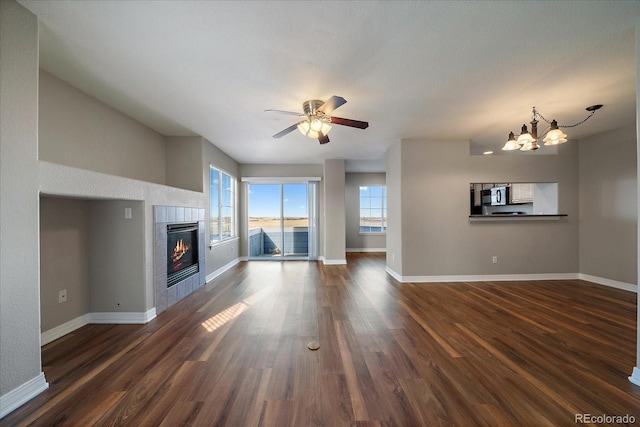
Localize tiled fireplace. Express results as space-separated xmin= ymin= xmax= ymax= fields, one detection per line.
xmin=154 ymin=205 xmax=206 ymax=314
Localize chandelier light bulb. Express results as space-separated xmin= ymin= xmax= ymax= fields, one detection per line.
xmin=520 ymin=140 xmax=539 ymax=151
xmin=502 ymin=132 xmax=521 ymax=151
xmin=543 ymin=120 xmax=568 ymax=145
xmin=516 ymin=124 xmax=536 ymax=146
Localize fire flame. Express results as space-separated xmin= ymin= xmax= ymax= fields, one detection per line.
xmin=172 ymin=239 xmax=190 ymax=263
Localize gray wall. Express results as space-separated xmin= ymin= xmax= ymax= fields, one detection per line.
xmin=386 ymin=142 xmax=403 ymax=273
xmin=39 ymin=70 xmax=168 ymax=185
xmin=323 ymin=159 xmax=346 ymax=262
xmin=579 ymin=126 xmax=637 ymax=284
xmin=166 ymin=136 xmax=203 ymax=192
xmin=390 ymin=139 xmax=579 ymax=277
xmin=636 ymin=14 xmax=640 ymax=371
xmin=40 ymin=197 xmax=90 ymax=331
xmin=0 ymin=0 xmax=43 ymax=396
xmin=88 ymin=200 xmax=146 ymax=313
xmin=345 ymin=173 xmax=386 ymax=251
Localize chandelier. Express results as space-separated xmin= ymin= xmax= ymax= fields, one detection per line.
xmin=502 ymin=105 xmax=602 ymax=151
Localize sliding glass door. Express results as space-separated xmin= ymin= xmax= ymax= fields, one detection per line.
xmin=248 ymin=182 xmax=313 ymax=260
xmin=248 ymin=184 xmax=281 ymax=257
xmin=282 ymin=184 xmax=309 ymax=257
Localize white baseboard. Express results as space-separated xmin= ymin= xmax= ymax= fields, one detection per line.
xmin=385 ymin=268 xmax=579 ymax=283
xmin=0 ymin=373 xmax=48 ymax=419
xmin=385 ymin=266 xmax=403 ymax=282
xmin=41 ymin=314 xmax=90 ymax=346
xmin=41 ymin=308 xmax=157 ymax=346
xmin=346 ymin=248 xmax=386 ymax=253
xmin=322 ymin=258 xmax=347 ymax=265
xmin=578 ymin=273 xmax=637 ymax=293
xmin=88 ymin=308 xmax=156 ymax=324
xmin=629 ymin=367 xmax=640 ymax=387
xmin=384 ymin=268 xmax=638 ymax=294
xmin=206 ymin=258 xmax=241 ymax=283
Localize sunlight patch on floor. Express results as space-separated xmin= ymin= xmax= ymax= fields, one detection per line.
xmin=201 ymin=288 xmax=270 ymax=332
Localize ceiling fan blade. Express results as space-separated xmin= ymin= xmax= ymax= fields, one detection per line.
xmin=318 ymin=132 xmax=330 ymax=145
xmin=265 ymin=109 xmax=303 ymax=116
xmin=318 ymin=96 xmax=347 ymax=114
xmin=329 ymin=116 xmax=369 ymax=129
xmin=272 ymin=122 xmax=301 ymax=138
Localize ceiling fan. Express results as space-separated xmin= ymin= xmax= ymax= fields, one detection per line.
xmin=265 ymin=96 xmax=369 ymax=144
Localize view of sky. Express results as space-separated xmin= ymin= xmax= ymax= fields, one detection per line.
xmin=248 ymin=183 xmax=308 ymax=218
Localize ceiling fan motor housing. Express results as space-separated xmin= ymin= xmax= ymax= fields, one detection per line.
xmin=303 ymin=100 xmax=324 ymax=116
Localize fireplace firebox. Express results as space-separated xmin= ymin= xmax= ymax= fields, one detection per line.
xmin=167 ymin=223 xmax=199 ymax=288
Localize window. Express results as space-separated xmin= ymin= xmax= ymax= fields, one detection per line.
xmin=359 ymin=185 xmax=386 ymax=233
xmin=210 ymin=166 xmax=236 ymax=243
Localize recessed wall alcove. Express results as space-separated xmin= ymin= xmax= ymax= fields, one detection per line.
xmin=154 ymin=205 xmax=206 ymax=314
xmin=39 ymin=196 xmax=146 ymax=334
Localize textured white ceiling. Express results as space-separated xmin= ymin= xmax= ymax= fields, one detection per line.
xmin=19 ymin=1 xmax=640 ymax=169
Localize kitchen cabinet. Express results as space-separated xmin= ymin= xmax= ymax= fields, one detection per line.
xmin=510 ymin=183 xmax=533 ymax=204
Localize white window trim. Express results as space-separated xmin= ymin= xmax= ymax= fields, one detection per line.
xmin=359 ymin=184 xmax=387 ymax=235
xmin=210 ymin=165 xmax=237 ymax=246
xmin=241 ymin=176 xmax=321 ymax=183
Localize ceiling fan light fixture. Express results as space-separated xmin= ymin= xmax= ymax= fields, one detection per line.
xmin=268 ymin=95 xmax=368 ymax=144
xmin=297 ymin=120 xmax=311 ymax=136
xmin=310 ymin=117 xmax=323 ymax=132
xmin=297 ymin=119 xmax=332 ymax=139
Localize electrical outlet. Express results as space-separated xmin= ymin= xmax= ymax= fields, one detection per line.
xmin=58 ymin=289 xmax=67 ymax=303
xmin=492 ymin=256 xmax=498 ymax=264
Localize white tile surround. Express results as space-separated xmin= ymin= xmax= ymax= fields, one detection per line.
xmin=154 ymin=206 xmax=206 ymax=314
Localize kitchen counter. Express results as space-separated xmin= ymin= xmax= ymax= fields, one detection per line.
xmin=469 ymin=214 xmax=567 ymax=222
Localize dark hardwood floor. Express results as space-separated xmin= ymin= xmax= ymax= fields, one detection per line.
xmin=3 ymin=253 xmax=639 ymax=426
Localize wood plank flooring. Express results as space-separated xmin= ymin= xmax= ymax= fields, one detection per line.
xmin=3 ymin=253 xmax=639 ymax=426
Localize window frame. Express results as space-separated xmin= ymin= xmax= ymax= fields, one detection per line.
xmin=210 ymin=165 xmax=237 ymax=245
xmin=359 ymin=184 xmax=387 ymax=234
